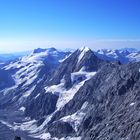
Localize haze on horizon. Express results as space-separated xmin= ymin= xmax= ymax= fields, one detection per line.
xmin=0 ymin=0 xmax=140 ymax=53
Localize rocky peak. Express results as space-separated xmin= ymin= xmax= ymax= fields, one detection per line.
xmin=33 ymin=48 xmax=47 ymax=54
xmin=33 ymin=47 xmax=58 ymax=54
xmin=49 ymin=47 xmax=108 ymax=85
xmin=47 ymin=47 xmax=57 ymax=52
xmin=79 ymin=46 xmax=91 ymax=52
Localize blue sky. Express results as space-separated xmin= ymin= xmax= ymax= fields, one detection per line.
xmin=0 ymin=0 xmax=140 ymax=52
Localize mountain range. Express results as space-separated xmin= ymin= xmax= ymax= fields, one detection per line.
xmin=0 ymin=47 xmax=140 ymax=140
xmin=95 ymin=48 xmax=140 ymax=63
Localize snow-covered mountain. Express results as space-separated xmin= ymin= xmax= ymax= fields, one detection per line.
xmin=0 ymin=47 xmax=70 ymax=105
xmin=95 ymin=48 xmax=140 ymax=63
xmin=23 ymin=47 xmax=108 ymax=139
xmin=0 ymin=47 xmax=108 ymax=139
xmin=0 ymin=47 xmax=140 ymax=140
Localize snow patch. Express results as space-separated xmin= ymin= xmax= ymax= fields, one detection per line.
xmin=130 ymin=102 xmax=135 ymax=106
xmin=60 ymin=137 xmax=81 ymax=140
xmin=19 ymin=106 xmax=26 ymax=112
xmin=59 ymin=53 xmax=72 ymax=63
xmin=0 ymin=120 xmax=13 ymax=129
xmin=78 ymin=47 xmax=90 ymax=62
xmin=79 ymin=47 xmax=90 ymax=52
xmin=45 ymin=69 xmax=96 ymax=110
xmin=34 ymin=93 xmax=41 ymax=99
xmin=13 ymin=119 xmax=37 ymax=132
xmin=22 ymin=85 xmax=36 ymax=98
xmin=60 ymin=102 xmax=88 ymax=132
xmin=71 ymin=67 xmax=96 ymax=85
xmin=39 ymin=133 xmax=51 ymax=140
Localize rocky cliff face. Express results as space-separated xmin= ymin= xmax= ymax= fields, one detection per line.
xmin=80 ymin=62 xmax=140 ymax=140
xmin=41 ymin=62 xmax=140 ymax=140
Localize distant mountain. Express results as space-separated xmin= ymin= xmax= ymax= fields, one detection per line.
xmin=95 ymin=48 xmax=140 ymax=63
xmin=0 ymin=47 xmax=140 ymax=140
xmin=0 ymin=51 xmax=31 ymax=62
